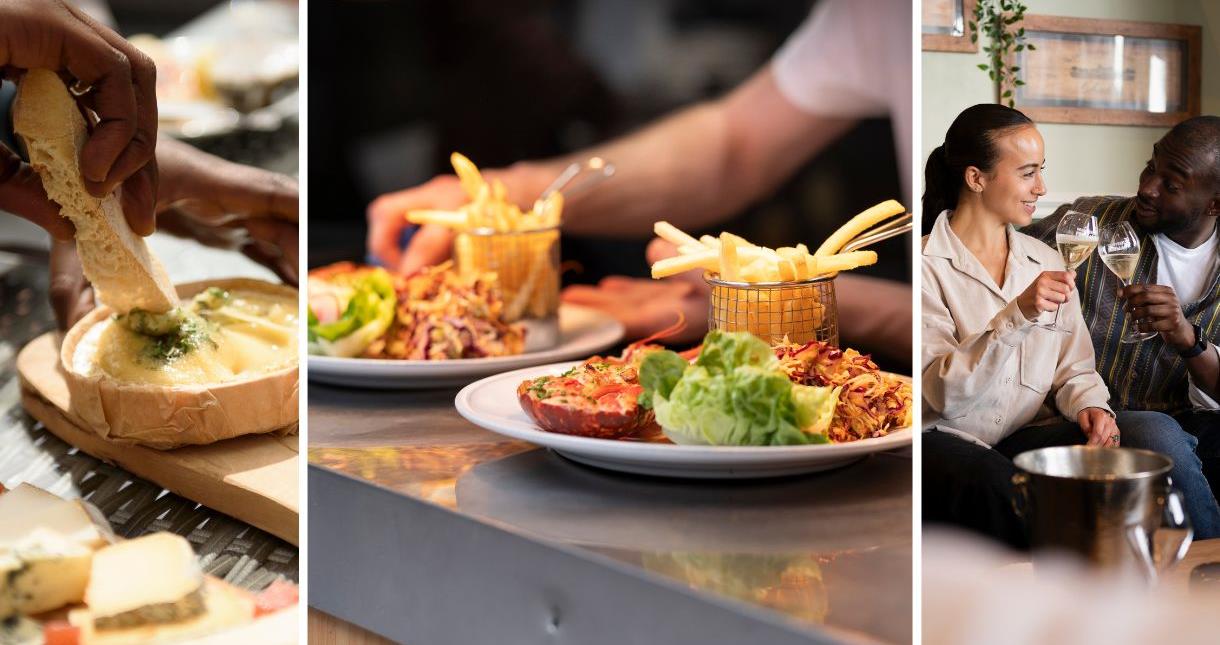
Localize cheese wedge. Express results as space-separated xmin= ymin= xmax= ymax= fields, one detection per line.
xmin=0 ymin=530 xmax=93 ymax=618
xmin=13 ymin=69 xmax=178 ymax=314
xmin=73 ymin=578 xmax=254 ymax=645
xmin=84 ymin=533 xmax=205 ymax=629
xmin=0 ymin=484 xmax=109 ymax=550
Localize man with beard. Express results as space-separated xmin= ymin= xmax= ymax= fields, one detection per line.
xmin=1026 ymin=116 xmax=1220 ymax=499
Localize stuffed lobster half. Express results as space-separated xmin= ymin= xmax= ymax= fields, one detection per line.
xmin=516 ymin=320 xmax=693 ymax=440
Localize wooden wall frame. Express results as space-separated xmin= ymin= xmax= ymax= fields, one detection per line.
xmin=1009 ymin=15 xmax=1201 ymax=127
xmin=923 ymin=0 xmax=977 ymax=52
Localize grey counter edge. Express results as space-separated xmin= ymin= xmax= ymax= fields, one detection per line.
xmin=308 ymin=465 xmax=863 ymax=645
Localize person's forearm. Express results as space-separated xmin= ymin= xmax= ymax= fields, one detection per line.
xmin=1185 ymin=346 xmax=1220 ymax=400
xmin=513 ymin=102 xmax=734 ymax=238
xmin=1161 ymin=317 xmax=1220 ymax=401
xmin=513 ymin=68 xmax=857 ymax=238
xmin=154 ymin=136 xmax=247 ymax=210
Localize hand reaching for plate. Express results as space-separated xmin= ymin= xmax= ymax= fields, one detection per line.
xmin=367 ymin=164 xmax=547 ymax=276
xmin=366 ymin=175 xmax=464 ymax=275
xmin=561 ymin=238 xmax=709 ymax=345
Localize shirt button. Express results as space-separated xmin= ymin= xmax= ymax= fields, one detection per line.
xmin=1004 ymin=377 xmax=1013 ymax=385
xmin=994 ymin=416 xmax=1003 ymax=425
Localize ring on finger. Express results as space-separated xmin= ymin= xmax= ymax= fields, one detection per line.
xmin=69 ymin=79 xmax=93 ymax=96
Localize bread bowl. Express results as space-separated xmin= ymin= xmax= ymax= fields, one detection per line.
xmin=60 ymin=278 xmax=299 ymax=449
xmin=12 ymin=68 xmax=298 ymax=449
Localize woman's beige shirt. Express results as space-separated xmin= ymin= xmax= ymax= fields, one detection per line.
xmin=922 ymin=211 xmax=1113 ymax=447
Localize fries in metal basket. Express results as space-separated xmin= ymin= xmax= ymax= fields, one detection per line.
xmin=406 ymin=152 xmax=564 ymax=322
xmin=649 ymin=200 xmax=907 ymax=344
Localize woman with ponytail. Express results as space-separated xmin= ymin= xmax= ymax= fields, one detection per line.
xmin=921 ymin=104 xmax=1220 ymax=546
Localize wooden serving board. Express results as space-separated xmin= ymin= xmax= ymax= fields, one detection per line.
xmin=185 ymin=605 xmax=299 ymax=645
xmin=16 ymin=332 xmax=299 ymax=545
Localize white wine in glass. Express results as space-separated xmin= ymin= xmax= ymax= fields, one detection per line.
xmin=1057 ymin=236 xmax=1099 ymax=270
xmin=1100 ymin=252 xmax=1139 ymax=282
xmin=1041 ymin=211 xmax=1098 ymax=331
xmin=1099 ymin=220 xmax=1157 ymax=343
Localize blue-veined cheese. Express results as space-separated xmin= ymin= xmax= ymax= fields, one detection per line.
xmin=0 ymin=531 xmax=92 ymax=618
xmin=0 ymin=615 xmax=41 ymax=645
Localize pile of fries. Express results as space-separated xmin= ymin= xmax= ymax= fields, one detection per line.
xmin=407 ymin=153 xmax=563 ymax=233
xmin=650 ymin=199 xmax=908 ymax=344
xmin=407 ymin=153 xmax=561 ymax=322
xmin=650 ymin=200 xmax=905 ymax=282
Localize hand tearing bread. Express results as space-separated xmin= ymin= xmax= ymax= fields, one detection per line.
xmin=13 ymin=69 xmax=178 ymax=314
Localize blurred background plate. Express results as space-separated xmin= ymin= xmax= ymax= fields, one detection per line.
xmin=307 ymin=303 xmax=624 ymax=389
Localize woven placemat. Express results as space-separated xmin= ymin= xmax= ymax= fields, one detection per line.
xmin=0 ymin=252 xmax=298 ymax=591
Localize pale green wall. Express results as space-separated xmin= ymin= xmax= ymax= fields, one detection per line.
xmin=922 ymin=0 xmax=1219 ymax=202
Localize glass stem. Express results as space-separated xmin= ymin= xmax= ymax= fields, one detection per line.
xmin=1120 ymin=276 xmax=1136 ymax=332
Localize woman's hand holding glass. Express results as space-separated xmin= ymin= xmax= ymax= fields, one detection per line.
xmin=1041 ymin=210 xmax=1098 ymax=331
xmin=1015 ymin=270 xmax=1075 ymax=322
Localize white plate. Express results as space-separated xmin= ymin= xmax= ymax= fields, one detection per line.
xmin=308 ymin=304 xmax=624 ymax=389
xmin=455 ymin=363 xmax=913 ymax=479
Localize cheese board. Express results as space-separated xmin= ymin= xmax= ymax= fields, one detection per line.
xmin=0 ymin=483 xmax=299 ymax=644
xmin=16 ymin=332 xmax=299 ymax=545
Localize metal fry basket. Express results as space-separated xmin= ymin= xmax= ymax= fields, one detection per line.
xmin=455 ymin=226 xmax=561 ymax=347
xmin=705 ymin=274 xmax=838 ymax=346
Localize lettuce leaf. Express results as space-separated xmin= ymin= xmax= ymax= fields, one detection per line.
xmin=693 ymin=329 xmax=777 ymax=373
xmin=638 ymin=350 xmax=688 ymax=409
xmin=307 ymin=269 xmax=396 ymax=357
xmin=641 ymin=330 xmax=838 ymax=446
xmin=792 ymin=384 xmax=839 ymax=444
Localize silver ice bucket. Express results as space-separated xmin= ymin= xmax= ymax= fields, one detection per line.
xmin=1012 ymin=446 xmax=1193 ymax=582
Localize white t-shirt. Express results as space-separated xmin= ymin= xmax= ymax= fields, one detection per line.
xmin=1152 ymin=230 xmax=1220 ymax=408
xmin=771 ymin=0 xmax=912 ymax=204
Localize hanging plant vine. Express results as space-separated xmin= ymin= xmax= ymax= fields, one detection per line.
xmin=971 ymin=0 xmax=1034 ymax=107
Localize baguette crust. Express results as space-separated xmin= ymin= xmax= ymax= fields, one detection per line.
xmin=13 ymin=69 xmax=178 ymax=314
xmin=60 ymin=279 xmax=299 ymax=449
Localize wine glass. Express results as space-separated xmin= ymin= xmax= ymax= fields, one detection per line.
xmin=1099 ymin=221 xmax=1157 ymax=343
xmin=1040 ymin=210 xmax=1097 ymax=331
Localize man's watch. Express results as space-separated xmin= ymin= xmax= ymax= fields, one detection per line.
xmin=1179 ymin=322 xmax=1208 ymax=358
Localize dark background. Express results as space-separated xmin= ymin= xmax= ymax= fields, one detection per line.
xmin=307 ymin=0 xmax=909 ymax=287
xmin=108 ymin=1 xmax=217 ymax=32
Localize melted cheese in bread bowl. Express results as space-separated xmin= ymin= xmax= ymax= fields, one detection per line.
xmin=74 ymin=288 xmax=297 ymax=386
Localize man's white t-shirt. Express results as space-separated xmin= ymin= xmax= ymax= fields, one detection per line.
xmin=771 ymin=0 xmax=912 ymax=205
xmin=1152 ymin=230 xmax=1220 ymax=408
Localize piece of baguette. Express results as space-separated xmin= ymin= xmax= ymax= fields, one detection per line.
xmin=13 ymin=69 xmax=178 ymax=314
